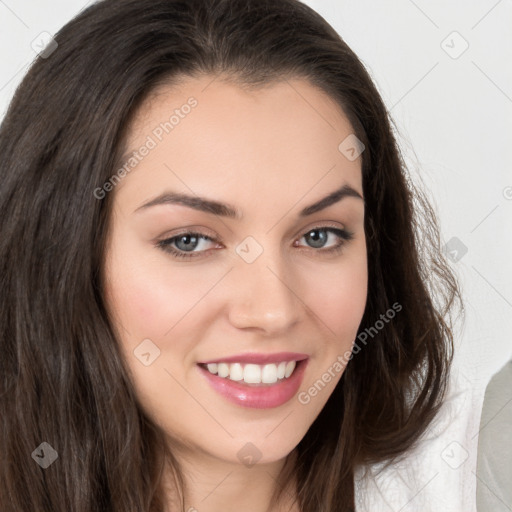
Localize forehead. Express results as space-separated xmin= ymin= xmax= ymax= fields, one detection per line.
xmin=113 ymin=74 xmax=363 ymax=212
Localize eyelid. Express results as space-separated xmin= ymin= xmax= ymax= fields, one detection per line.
xmin=156 ymin=222 xmax=354 ymax=260
xmin=158 ymin=220 xmax=347 ymax=243
xmin=293 ymin=220 xmax=347 ymax=238
xmin=156 ymin=225 xmax=218 ymax=240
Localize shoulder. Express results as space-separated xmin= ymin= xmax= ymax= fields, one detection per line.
xmin=476 ymin=359 xmax=512 ymax=512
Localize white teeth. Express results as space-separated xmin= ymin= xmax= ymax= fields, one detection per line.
xmin=206 ymin=363 xmax=218 ymax=374
xmin=203 ymin=360 xmax=299 ymax=384
xmin=261 ymin=364 xmax=278 ymax=384
xmin=284 ymin=361 xmax=296 ymax=378
xmin=217 ymin=363 xmax=230 ymax=378
xmin=243 ymin=364 xmax=260 ymax=383
xmin=229 ymin=363 xmax=244 ymax=381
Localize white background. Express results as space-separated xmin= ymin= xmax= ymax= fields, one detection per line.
xmin=1 ymin=1 xmax=511 ymax=510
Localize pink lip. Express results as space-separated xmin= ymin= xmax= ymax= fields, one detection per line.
xmin=198 ymin=351 xmax=309 ymax=365
xmin=197 ymin=358 xmax=309 ymax=409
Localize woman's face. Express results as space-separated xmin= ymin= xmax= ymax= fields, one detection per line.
xmin=103 ymin=75 xmax=367 ymax=468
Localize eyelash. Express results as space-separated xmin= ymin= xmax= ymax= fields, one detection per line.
xmin=156 ymin=225 xmax=355 ymax=260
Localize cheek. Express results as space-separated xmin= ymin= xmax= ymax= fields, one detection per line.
xmin=104 ymin=231 xmax=219 ymax=340
xmin=104 ymin=261 xmax=168 ymax=338
xmin=106 ymin=267 xmax=204 ymax=341
xmin=303 ymin=252 xmax=367 ymax=340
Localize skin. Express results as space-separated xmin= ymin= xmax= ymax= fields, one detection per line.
xmin=103 ymin=74 xmax=368 ymax=512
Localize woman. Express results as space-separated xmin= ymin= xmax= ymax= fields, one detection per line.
xmin=0 ymin=0 xmax=462 ymax=510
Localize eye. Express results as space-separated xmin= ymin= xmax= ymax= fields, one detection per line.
xmin=157 ymin=225 xmax=354 ymax=260
xmin=157 ymin=232 xmax=218 ymax=259
xmin=295 ymin=226 xmax=354 ymax=252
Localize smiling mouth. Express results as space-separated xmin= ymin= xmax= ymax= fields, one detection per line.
xmin=197 ymin=359 xmax=302 ymax=386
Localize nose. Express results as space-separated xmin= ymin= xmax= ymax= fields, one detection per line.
xmin=227 ymin=248 xmax=301 ymax=335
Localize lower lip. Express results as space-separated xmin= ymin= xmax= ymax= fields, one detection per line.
xmin=197 ymin=359 xmax=308 ymax=409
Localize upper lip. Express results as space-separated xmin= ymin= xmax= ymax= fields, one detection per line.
xmin=198 ymin=352 xmax=309 ymax=365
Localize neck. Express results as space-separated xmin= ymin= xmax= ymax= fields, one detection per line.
xmin=160 ymin=447 xmax=299 ymax=512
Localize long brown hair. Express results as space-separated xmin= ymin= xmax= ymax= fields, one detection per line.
xmin=0 ymin=0 xmax=462 ymax=510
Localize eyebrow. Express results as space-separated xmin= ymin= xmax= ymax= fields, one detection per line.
xmin=134 ymin=183 xmax=363 ymax=219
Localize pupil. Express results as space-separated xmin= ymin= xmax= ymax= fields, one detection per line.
xmin=307 ymin=229 xmax=326 ymax=248
xmin=177 ymin=234 xmax=198 ymax=251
